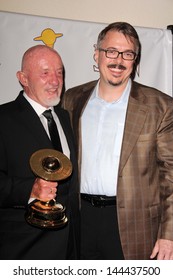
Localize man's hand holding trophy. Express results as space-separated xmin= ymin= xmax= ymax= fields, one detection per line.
xmin=30 ymin=178 xmax=58 ymax=202
xmin=25 ymin=148 xmax=72 ymax=229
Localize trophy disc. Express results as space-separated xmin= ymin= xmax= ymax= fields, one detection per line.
xmin=30 ymin=149 xmax=72 ymax=181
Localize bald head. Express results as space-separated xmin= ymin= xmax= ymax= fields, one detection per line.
xmin=21 ymin=45 xmax=63 ymax=72
xmin=17 ymin=44 xmax=64 ymax=108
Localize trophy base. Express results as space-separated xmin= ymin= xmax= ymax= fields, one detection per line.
xmin=25 ymin=200 xmax=68 ymax=229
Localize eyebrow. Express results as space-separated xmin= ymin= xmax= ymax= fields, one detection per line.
xmin=105 ymin=47 xmax=135 ymax=52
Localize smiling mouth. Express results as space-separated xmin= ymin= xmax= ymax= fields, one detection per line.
xmin=47 ymin=88 xmax=58 ymax=94
xmin=108 ymin=64 xmax=126 ymax=70
xmin=108 ymin=64 xmax=126 ymax=77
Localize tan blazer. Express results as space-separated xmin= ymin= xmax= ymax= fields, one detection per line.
xmin=63 ymin=80 xmax=173 ymax=259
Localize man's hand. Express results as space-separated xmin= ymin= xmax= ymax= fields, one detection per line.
xmin=30 ymin=178 xmax=58 ymax=201
xmin=150 ymin=239 xmax=173 ymax=260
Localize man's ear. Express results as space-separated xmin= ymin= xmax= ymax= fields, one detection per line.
xmin=16 ymin=71 xmax=28 ymax=87
xmin=93 ymin=49 xmax=99 ymax=65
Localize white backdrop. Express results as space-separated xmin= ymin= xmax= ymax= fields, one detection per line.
xmin=0 ymin=11 xmax=172 ymax=104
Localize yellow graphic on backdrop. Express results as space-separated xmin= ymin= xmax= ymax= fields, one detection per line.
xmin=34 ymin=28 xmax=63 ymax=48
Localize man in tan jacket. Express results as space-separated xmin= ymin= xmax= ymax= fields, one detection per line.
xmin=62 ymin=22 xmax=173 ymax=260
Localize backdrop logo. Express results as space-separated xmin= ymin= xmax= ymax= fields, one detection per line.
xmin=34 ymin=28 xmax=63 ymax=48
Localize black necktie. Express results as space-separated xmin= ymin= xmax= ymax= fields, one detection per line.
xmin=43 ymin=109 xmax=63 ymax=152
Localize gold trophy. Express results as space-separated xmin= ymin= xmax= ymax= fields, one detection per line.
xmin=25 ymin=149 xmax=72 ymax=229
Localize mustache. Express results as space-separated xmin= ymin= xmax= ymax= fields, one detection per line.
xmin=108 ymin=64 xmax=126 ymax=70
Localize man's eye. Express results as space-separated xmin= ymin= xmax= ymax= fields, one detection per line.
xmin=57 ymin=70 xmax=63 ymax=76
xmin=125 ymin=52 xmax=133 ymax=57
xmin=108 ymin=50 xmax=116 ymax=54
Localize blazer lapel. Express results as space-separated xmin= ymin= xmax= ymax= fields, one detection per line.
xmin=73 ymin=82 xmax=96 ymax=130
xmin=118 ymin=86 xmax=149 ymax=175
xmin=71 ymin=81 xmax=97 ymax=173
xmin=79 ymin=82 xmax=97 ymax=163
xmin=14 ymin=92 xmax=52 ymax=147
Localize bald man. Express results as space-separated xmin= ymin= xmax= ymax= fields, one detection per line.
xmin=0 ymin=45 xmax=79 ymax=260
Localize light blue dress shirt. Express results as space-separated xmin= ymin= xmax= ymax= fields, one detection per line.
xmin=80 ymin=79 xmax=131 ymax=196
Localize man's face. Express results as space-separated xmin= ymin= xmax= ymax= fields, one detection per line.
xmin=95 ymin=30 xmax=137 ymax=90
xmin=19 ymin=49 xmax=63 ymax=108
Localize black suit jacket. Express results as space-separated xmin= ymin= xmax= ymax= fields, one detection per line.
xmin=0 ymin=91 xmax=79 ymax=260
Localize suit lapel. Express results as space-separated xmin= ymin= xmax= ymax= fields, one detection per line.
xmin=70 ymin=81 xmax=97 ymax=173
xmin=73 ymin=81 xmax=97 ymax=145
xmin=14 ymin=92 xmax=52 ymax=148
xmin=73 ymin=86 xmax=94 ymax=129
xmin=118 ymin=86 xmax=149 ymax=175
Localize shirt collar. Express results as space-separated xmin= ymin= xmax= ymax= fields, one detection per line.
xmin=23 ymin=92 xmax=53 ymax=116
xmin=91 ymin=79 xmax=132 ymax=104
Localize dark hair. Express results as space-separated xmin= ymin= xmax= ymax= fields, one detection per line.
xmin=97 ymin=22 xmax=141 ymax=79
